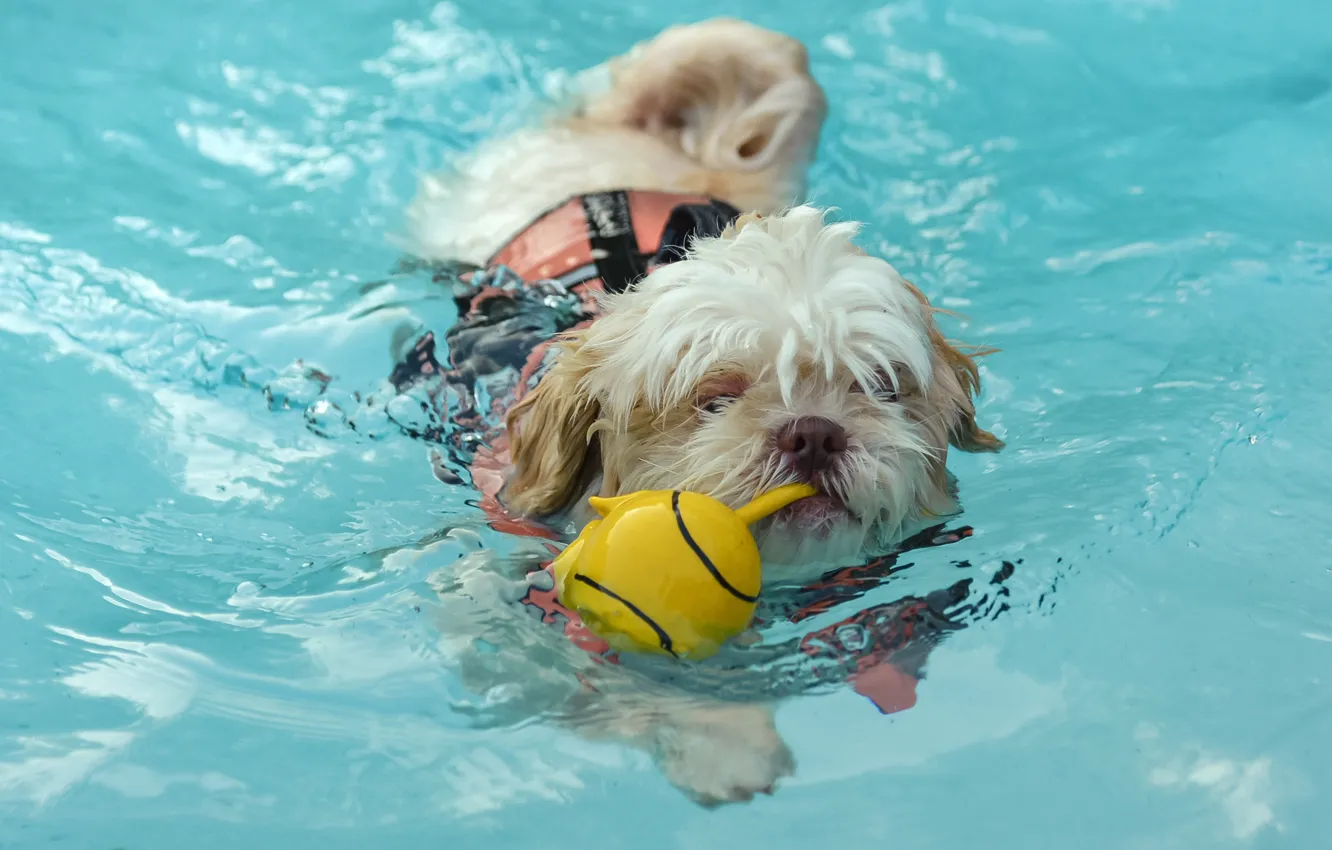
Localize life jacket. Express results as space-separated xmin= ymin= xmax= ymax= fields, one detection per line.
xmin=483 ymin=189 xmax=741 ymax=299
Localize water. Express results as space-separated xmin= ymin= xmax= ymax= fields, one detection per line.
xmin=3 ymin=0 xmax=1331 ymax=846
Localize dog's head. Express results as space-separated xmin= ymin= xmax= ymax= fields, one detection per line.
xmin=571 ymin=19 xmax=827 ymax=214
xmin=504 ymin=207 xmax=1001 ymax=577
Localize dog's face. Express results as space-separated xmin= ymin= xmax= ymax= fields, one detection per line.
xmin=505 ymin=208 xmax=1001 ymax=578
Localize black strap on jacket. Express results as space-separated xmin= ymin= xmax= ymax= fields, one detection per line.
xmin=580 ymin=192 xmax=644 ymax=295
xmin=580 ymin=191 xmax=741 ymax=294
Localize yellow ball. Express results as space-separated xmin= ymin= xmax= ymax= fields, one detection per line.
xmin=551 ymin=484 xmax=816 ymax=659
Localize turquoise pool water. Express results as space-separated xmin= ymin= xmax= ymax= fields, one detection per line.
xmin=3 ymin=0 xmax=1331 ymax=846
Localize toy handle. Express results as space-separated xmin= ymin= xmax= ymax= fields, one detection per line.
xmin=735 ymin=483 xmax=819 ymax=526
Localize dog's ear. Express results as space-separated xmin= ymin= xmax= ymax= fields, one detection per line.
xmin=503 ymin=336 xmax=602 ymax=516
xmin=903 ymin=281 xmax=1003 ymax=453
xmin=930 ymin=327 xmax=1004 ymax=453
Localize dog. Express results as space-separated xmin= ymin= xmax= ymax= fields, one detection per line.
xmin=502 ymin=207 xmax=1003 ymax=578
xmin=397 ymin=18 xmax=1002 ymax=805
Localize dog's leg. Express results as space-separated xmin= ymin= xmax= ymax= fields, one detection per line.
xmin=563 ymin=684 xmax=795 ymax=806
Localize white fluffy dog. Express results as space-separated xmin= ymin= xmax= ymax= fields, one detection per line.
xmin=403 ymin=18 xmax=1000 ymax=805
xmin=503 ymin=208 xmax=1002 ymax=583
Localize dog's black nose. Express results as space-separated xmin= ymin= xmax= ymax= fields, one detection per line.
xmin=776 ymin=417 xmax=848 ymax=481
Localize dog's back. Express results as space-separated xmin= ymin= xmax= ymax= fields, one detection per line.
xmin=404 ymin=19 xmax=826 ymax=266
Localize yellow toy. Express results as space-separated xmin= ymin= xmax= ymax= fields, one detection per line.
xmin=550 ymin=482 xmax=817 ymax=659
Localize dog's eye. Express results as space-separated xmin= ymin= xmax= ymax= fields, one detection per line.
xmin=851 ymin=372 xmax=902 ymax=403
xmin=701 ymin=393 xmax=738 ymax=415
xmin=695 ymin=374 xmax=750 ymax=416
